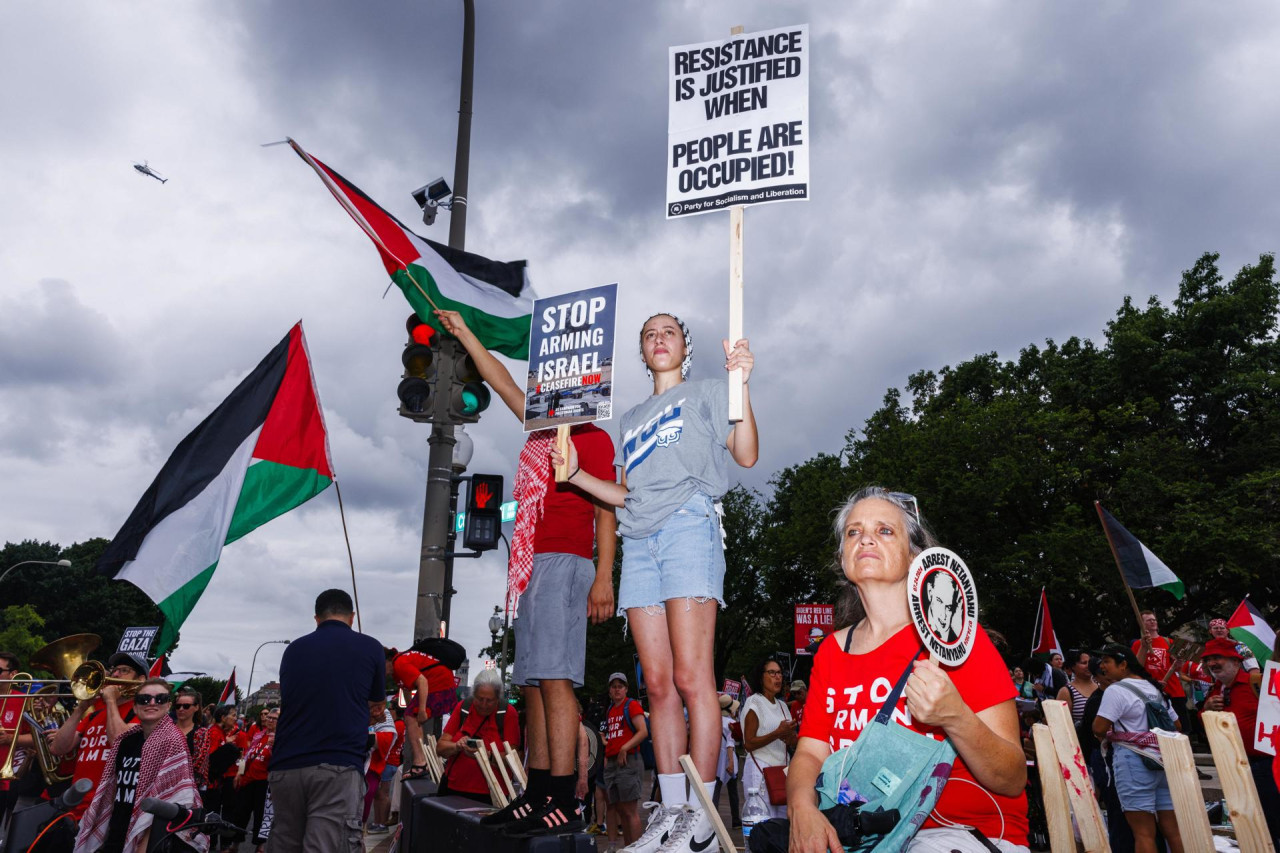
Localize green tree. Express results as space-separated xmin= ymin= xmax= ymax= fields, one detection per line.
xmin=0 ymin=604 xmax=48 ymax=664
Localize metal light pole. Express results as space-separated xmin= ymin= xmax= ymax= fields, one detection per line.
xmin=412 ymin=0 xmax=476 ymax=645
xmin=0 ymin=559 xmax=71 ymax=587
xmin=244 ymin=640 xmax=290 ymax=711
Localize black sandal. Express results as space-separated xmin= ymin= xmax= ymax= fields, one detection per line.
xmin=404 ymin=764 xmax=429 ymax=779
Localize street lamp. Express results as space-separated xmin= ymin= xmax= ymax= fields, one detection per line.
xmin=244 ymin=640 xmax=290 ymax=711
xmin=0 ymin=559 xmax=71 ymax=587
xmin=487 ymin=605 xmax=510 ymax=685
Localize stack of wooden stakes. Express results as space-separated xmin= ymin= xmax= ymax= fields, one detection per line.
xmin=421 ymin=735 xmax=528 ymax=807
xmin=1033 ymin=699 xmax=1275 ymax=852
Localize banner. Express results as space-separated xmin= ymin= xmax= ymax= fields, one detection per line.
xmin=667 ymin=24 xmax=810 ymax=218
xmin=794 ymin=603 xmax=833 ymax=655
xmin=524 ymin=283 xmax=617 ymax=432
xmin=1257 ymin=661 xmax=1280 ymax=757
xmin=117 ymin=626 xmax=159 ymax=657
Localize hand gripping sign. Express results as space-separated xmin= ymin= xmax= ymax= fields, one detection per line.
xmin=908 ymin=548 xmax=978 ymax=665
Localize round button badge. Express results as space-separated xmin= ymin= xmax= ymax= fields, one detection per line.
xmin=908 ymin=547 xmax=978 ymax=665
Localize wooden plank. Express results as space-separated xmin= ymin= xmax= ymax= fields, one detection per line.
xmin=1031 ymin=724 xmax=1077 ymax=853
xmin=679 ymin=753 xmax=737 ymax=852
xmin=424 ymin=734 xmax=444 ymax=782
xmin=490 ymin=741 xmax=516 ymax=798
xmin=473 ymin=740 xmax=508 ymax=807
xmin=553 ymin=424 xmax=572 ymax=482
xmin=1155 ymin=729 xmax=1215 ymax=852
xmin=1043 ymin=699 xmax=1110 ymax=852
xmin=504 ymin=741 xmax=527 ymax=788
xmin=1203 ymin=711 xmax=1276 ymax=853
xmin=727 ymin=206 xmax=745 ymax=422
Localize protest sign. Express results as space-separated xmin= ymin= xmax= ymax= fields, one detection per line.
xmin=907 ymin=548 xmax=978 ymax=665
xmin=1257 ymin=661 xmax=1280 ymax=756
xmin=794 ymin=603 xmax=833 ymax=655
xmin=667 ymin=24 xmax=809 ymax=219
xmin=117 ymin=626 xmax=159 ymax=658
xmin=524 ymin=283 xmax=617 ymax=433
xmin=722 ymin=679 xmax=741 ymax=699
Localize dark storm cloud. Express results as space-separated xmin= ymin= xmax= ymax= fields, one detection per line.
xmin=0 ymin=279 xmax=128 ymax=387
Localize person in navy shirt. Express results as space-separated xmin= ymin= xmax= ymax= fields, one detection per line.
xmin=268 ymin=589 xmax=384 ymax=853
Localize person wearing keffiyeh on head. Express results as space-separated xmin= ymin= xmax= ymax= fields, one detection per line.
xmin=434 ymin=308 xmax=617 ymax=837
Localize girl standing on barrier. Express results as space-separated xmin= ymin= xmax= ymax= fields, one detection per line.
xmin=555 ymin=312 xmax=757 ymax=853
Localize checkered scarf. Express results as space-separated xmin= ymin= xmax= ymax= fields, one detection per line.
xmin=508 ymin=429 xmax=554 ymax=614
xmin=74 ymin=715 xmax=207 ymax=853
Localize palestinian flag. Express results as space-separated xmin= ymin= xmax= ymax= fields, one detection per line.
xmin=1094 ymin=502 xmax=1185 ymax=599
xmin=97 ymin=323 xmax=334 ymax=654
xmin=1227 ymin=598 xmax=1275 ymax=666
xmin=147 ymin=655 xmax=166 ymax=679
xmin=286 ymin=138 xmax=535 ymax=359
xmin=218 ymin=668 xmax=237 ymax=706
xmin=1031 ymin=588 xmax=1062 ymax=658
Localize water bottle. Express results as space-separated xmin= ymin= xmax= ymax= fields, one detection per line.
xmin=742 ymin=786 xmax=770 ymax=842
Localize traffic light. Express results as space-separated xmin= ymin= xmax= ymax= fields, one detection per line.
xmin=446 ymin=349 xmax=491 ymax=424
xmin=464 ymin=474 xmax=503 ymax=551
xmin=397 ymin=314 xmax=439 ymax=422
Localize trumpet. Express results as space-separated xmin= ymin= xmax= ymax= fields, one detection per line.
xmin=0 ymin=634 xmax=141 ymax=702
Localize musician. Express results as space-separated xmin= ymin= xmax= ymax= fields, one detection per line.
xmin=48 ymin=652 xmax=147 ymax=819
xmin=0 ymin=649 xmax=36 ymax=823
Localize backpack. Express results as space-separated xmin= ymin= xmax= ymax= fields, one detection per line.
xmin=1114 ymin=680 xmax=1176 ymax=770
xmin=409 ymin=637 xmax=467 ymax=671
xmin=622 ymin=701 xmax=656 ymax=770
xmin=457 ymin=697 xmax=507 ymax=736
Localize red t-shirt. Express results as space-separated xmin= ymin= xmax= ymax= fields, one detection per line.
xmin=533 ymin=423 xmax=615 ymax=558
xmin=369 ymin=726 xmax=398 ymax=777
xmin=1132 ymin=637 xmax=1186 ymax=699
xmin=388 ymin=719 xmax=406 ymax=767
xmin=1206 ymin=668 xmax=1260 ymax=757
xmin=242 ymin=730 xmax=274 ymax=782
xmin=208 ymin=725 xmax=250 ymax=779
xmin=604 ymin=699 xmax=644 ymax=757
xmin=800 ymin=625 xmax=1028 ymax=846
xmin=393 ymin=651 xmax=457 ymax=695
xmin=0 ymin=693 xmax=25 ymax=793
xmin=71 ymin=699 xmax=137 ymax=818
xmin=441 ymin=700 xmax=522 ymax=795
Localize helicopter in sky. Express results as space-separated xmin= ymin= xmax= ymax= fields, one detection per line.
xmin=132 ymin=161 xmax=167 ymax=184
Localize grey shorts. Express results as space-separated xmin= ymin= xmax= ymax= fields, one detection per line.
xmin=510 ymin=552 xmax=595 ymax=688
xmin=602 ymin=751 xmax=644 ymax=804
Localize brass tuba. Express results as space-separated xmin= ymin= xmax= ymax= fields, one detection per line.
xmin=23 ymin=684 xmax=72 ymax=784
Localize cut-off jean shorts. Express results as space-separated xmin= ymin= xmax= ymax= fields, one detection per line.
xmin=618 ymin=493 xmax=725 ymax=615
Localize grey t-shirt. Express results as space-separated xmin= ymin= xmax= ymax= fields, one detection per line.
xmin=614 ymin=378 xmax=732 ymax=537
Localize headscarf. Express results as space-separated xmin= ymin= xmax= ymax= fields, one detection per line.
xmin=508 ymin=429 xmax=555 ymax=614
xmin=74 ymin=715 xmax=208 ymax=853
xmin=640 ymin=312 xmax=693 ymax=380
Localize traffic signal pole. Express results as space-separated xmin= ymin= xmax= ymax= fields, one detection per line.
xmin=412 ymin=0 xmax=475 ymax=645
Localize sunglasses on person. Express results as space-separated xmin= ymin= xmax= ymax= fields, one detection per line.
xmin=134 ymin=693 xmax=172 ymax=706
xmin=175 ymin=701 xmax=198 ymax=709
xmin=889 ymin=492 xmax=921 ymax=523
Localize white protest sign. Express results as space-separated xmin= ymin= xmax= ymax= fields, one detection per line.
xmin=908 ymin=548 xmax=978 ymax=665
xmin=666 ymin=24 xmax=810 ymax=218
xmin=524 ymin=283 xmax=617 ymax=433
xmin=117 ymin=626 xmax=159 ymax=657
xmin=1256 ymin=661 xmax=1280 ymax=756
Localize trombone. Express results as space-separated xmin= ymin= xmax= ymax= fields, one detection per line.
xmin=0 ymin=633 xmax=141 ymax=702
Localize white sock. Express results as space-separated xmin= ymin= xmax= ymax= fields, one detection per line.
xmin=701 ymin=781 xmax=716 ymax=804
xmin=658 ymin=773 xmax=687 ymax=806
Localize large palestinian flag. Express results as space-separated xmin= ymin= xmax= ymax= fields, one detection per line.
xmin=97 ymin=323 xmax=333 ymax=654
xmin=1227 ymin=598 xmax=1275 ymax=666
xmin=1094 ymin=502 xmax=1185 ymax=599
xmin=286 ymin=138 xmax=535 ymax=359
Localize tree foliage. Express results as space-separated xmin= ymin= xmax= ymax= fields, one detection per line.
xmin=0 ymin=604 xmax=48 ymax=664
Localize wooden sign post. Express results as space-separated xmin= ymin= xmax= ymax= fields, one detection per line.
xmin=1154 ymin=729 xmax=1215 ymax=851
xmin=1031 ymin=724 xmax=1076 ymax=853
xmin=504 ymin=741 xmax=528 ymax=788
xmin=490 ymin=741 xmax=517 ymax=797
xmin=679 ymin=753 xmax=737 ymax=852
xmin=1042 ymin=700 xmax=1110 ymax=852
xmin=727 ymin=24 xmax=746 ymax=422
xmin=1203 ymin=711 xmax=1275 ymax=853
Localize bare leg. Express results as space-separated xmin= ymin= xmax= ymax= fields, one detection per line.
xmin=1125 ymin=810 xmax=1157 ymax=853
xmin=541 ymin=679 xmax=579 ymax=776
xmin=525 ymin=685 xmax=549 ymax=771
xmin=627 ymin=607 xmax=685 ymax=774
xmin=1155 ymin=810 xmax=1184 ymax=853
xmin=667 ymin=599 xmax=720 ymax=782
xmin=405 ymin=716 xmax=427 ymax=769
xmin=617 ymin=799 xmax=642 ymax=844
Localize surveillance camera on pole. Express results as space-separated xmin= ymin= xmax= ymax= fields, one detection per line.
xmin=412 ymin=177 xmax=452 ymax=227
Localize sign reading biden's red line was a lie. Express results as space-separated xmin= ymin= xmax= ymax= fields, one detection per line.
xmin=667 ymin=24 xmax=810 ymax=219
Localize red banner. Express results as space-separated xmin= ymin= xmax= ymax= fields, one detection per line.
xmin=794 ymin=604 xmax=833 ymax=655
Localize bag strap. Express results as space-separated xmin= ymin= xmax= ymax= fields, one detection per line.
xmin=874 ymin=641 xmax=927 ymax=725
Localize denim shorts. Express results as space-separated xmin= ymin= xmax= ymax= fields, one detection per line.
xmin=618 ymin=494 xmax=725 ymax=613
xmin=1111 ymin=746 xmax=1173 ymax=814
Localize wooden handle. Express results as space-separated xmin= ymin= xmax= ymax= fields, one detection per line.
xmin=1031 ymin=724 xmax=1075 ymax=853
xmin=679 ymin=754 xmax=737 ymax=852
xmin=1154 ymin=729 xmax=1215 ymax=851
xmin=553 ymin=424 xmax=572 ymax=482
xmin=1042 ymin=700 xmax=1110 ymax=852
xmin=1204 ymin=711 xmax=1276 ymax=853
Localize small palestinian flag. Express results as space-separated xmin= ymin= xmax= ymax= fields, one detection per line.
xmin=97 ymin=323 xmax=334 ymax=654
xmin=286 ymin=138 xmax=535 ymax=359
xmin=1095 ymin=503 xmax=1185 ymax=599
xmin=148 ymin=655 xmax=165 ymax=679
xmin=1031 ymin=588 xmax=1062 ymax=658
xmin=218 ymin=668 xmax=237 ymax=706
xmin=1227 ymin=598 xmax=1275 ymax=666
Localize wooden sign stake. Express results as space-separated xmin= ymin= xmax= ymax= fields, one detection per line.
xmin=474 ymin=742 xmax=508 ymax=807
xmin=504 ymin=741 xmax=528 ymax=788
xmin=1031 ymin=724 xmax=1075 ymax=853
xmin=1042 ymin=700 xmax=1110 ymax=852
xmin=553 ymin=424 xmax=572 ymax=482
xmin=1203 ymin=711 xmax=1276 ymax=853
xmin=726 ymin=24 xmax=746 ymax=424
xmin=1153 ymin=729 xmax=1215 ymax=852
xmin=679 ymin=753 xmax=737 ymax=852
xmin=490 ymin=741 xmax=517 ymax=797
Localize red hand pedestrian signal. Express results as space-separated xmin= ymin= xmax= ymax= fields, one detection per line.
xmin=464 ymin=474 xmax=504 ymax=552
xmin=475 ymin=482 xmax=493 ymax=508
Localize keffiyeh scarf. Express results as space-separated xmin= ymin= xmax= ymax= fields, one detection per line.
xmin=508 ymin=429 xmax=555 ymax=614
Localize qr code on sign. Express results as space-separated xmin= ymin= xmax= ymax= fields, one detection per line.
xmin=597 ymin=401 xmax=611 ymax=419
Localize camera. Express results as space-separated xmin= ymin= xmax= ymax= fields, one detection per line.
xmin=411 ymin=177 xmax=452 ymax=226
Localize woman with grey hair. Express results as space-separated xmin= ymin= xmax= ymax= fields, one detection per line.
xmin=786 ymin=487 xmax=1030 ymax=853
xmin=437 ymin=670 xmax=521 ymax=805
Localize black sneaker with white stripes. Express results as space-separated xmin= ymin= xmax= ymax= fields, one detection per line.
xmin=503 ymin=798 xmax=586 ymax=837
xmin=480 ymin=790 xmax=549 ymax=827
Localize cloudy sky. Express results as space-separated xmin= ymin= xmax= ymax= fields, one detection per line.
xmin=3 ymin=2 xmax=1278 ymax=689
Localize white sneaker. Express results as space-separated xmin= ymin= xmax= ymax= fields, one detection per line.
xmin=656 ymin=806 xmax=718 ymax=853
xmin=620 ymin=802 xmax=684 ymax=853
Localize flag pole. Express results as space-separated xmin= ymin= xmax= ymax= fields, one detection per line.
xmin=333 ymin=479 xmax=363 ymax=632
xmin=1094 ymin=501 xmax=1145 ymax=635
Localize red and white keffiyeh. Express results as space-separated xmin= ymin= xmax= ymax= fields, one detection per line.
xmin=508 ymin=429 xmax=555 ymax=614
xmin=74 ymin=715 xmax=208 ymax=853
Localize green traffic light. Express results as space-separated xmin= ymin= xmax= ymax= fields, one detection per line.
xmin=460 ymin=382 xmax=491 ymax=415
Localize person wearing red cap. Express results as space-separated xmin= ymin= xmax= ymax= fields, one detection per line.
xmin=1198 ymin=638 xmax=1279 ymax=843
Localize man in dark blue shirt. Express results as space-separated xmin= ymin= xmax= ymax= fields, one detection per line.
xmin=268 ymin=589 xmax=384 ymax=852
